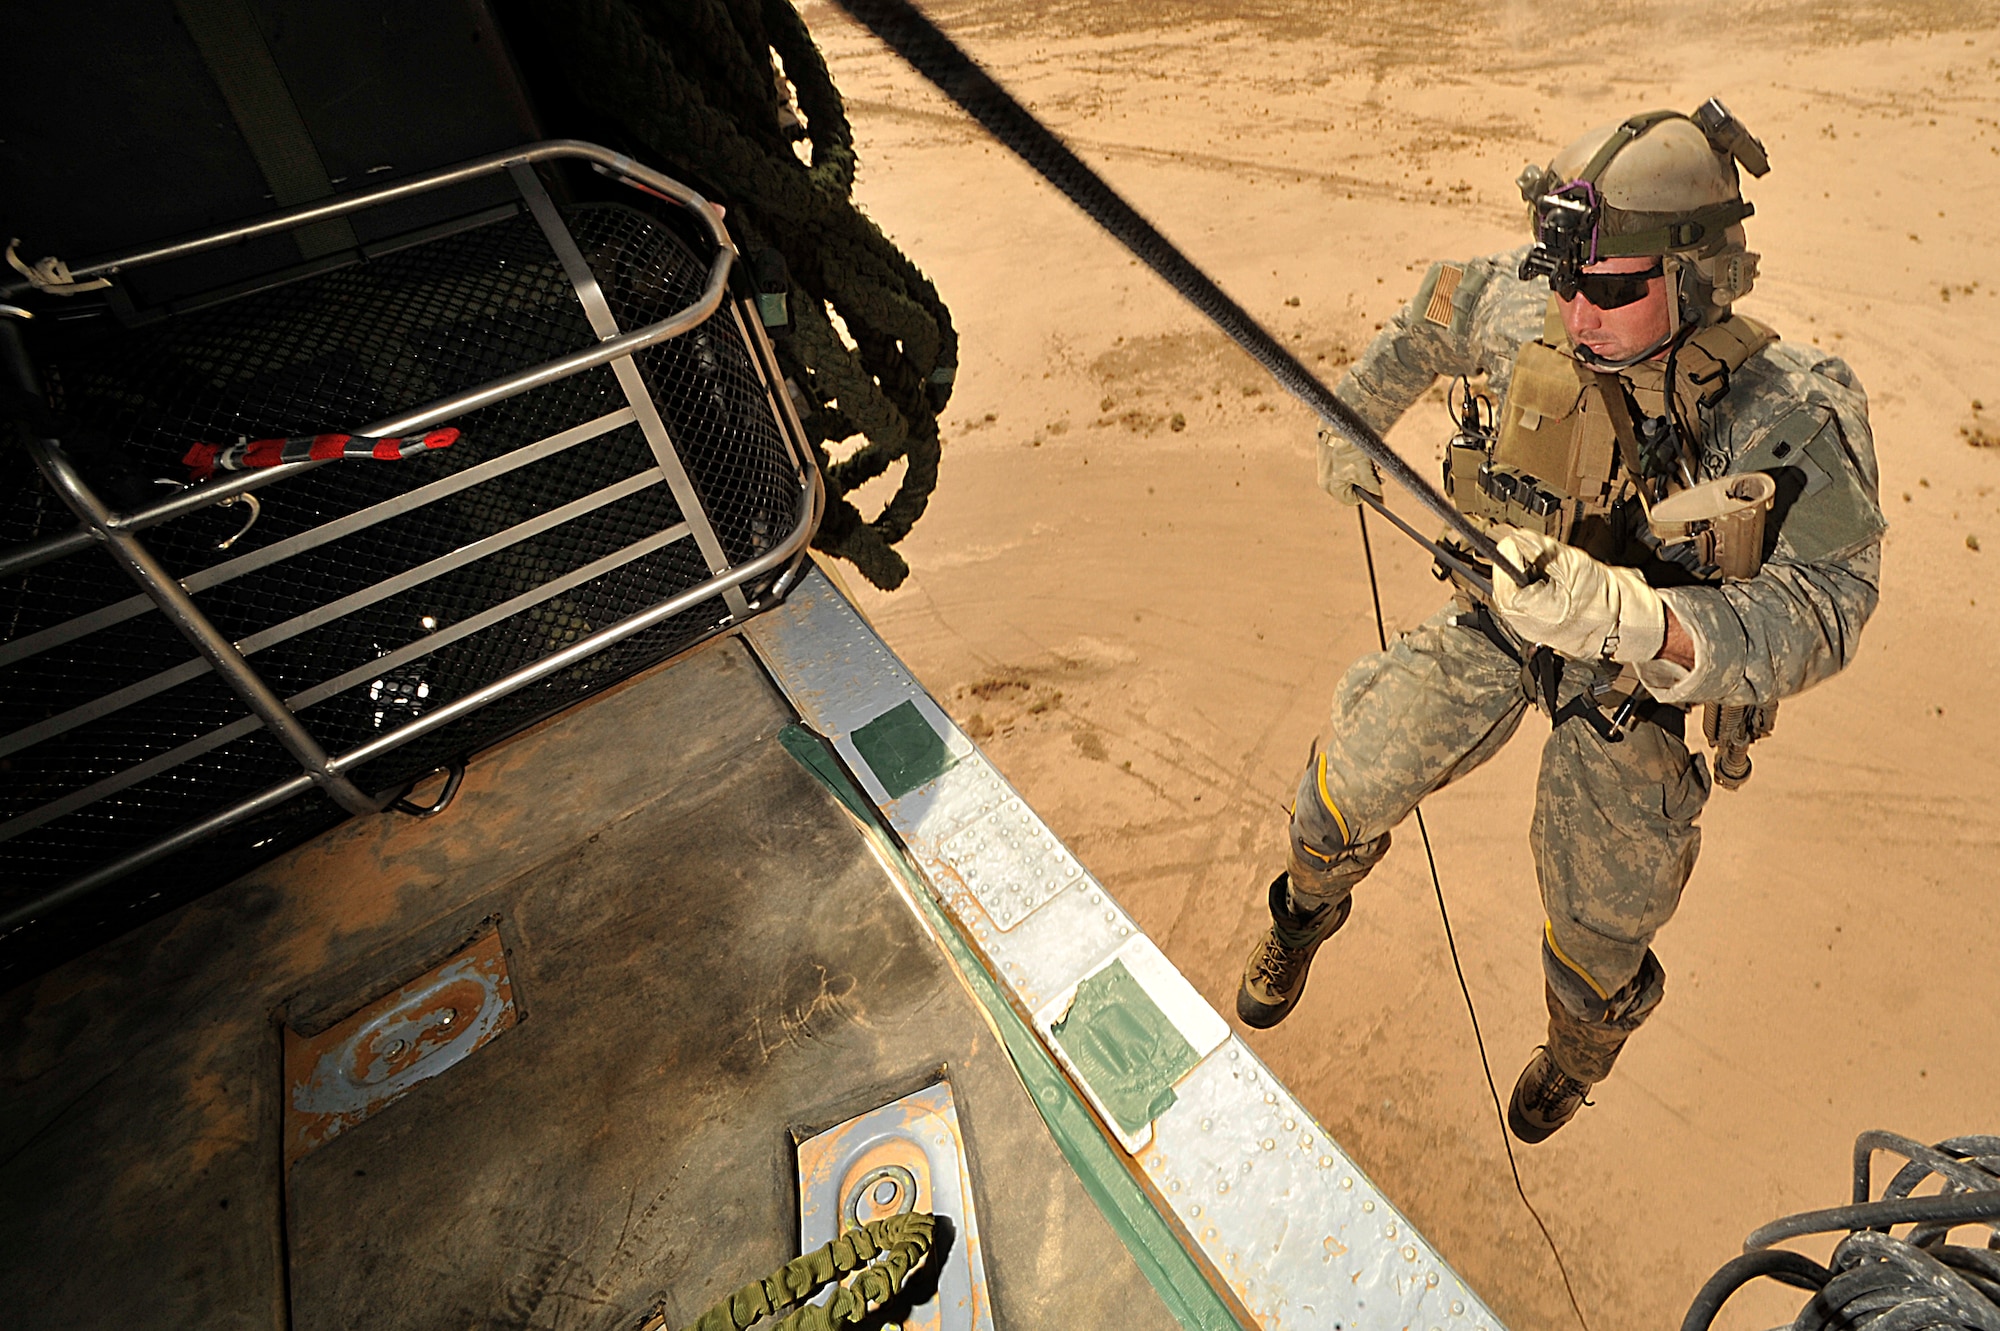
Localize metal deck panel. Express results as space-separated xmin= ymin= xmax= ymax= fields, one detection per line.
xmin=745 ymin=569 xmax=1506 ymax=1331
xmin=2 ymin=636 xmax=1168 ymax=1330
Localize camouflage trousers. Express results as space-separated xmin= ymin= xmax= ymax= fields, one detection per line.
xmin=1283 ymin=600 xmax=1711 ymax=1080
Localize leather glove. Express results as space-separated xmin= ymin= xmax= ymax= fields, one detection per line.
xmin=1315 ymin=424 xmax=1382 ymax=506
xmin=1491 ymin=526 xmax=1667 ymax=664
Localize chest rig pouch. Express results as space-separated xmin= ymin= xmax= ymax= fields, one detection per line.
xmin=1444 ymin=305 xmax=1777 ymax=563
xmin=1443 ymin=335 xmax=1624 ymax=552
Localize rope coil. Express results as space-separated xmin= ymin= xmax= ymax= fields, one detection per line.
xmin=522 ymin=0 xmax=957 ymax=590
xmin=1682 ymin=1132 xmax=2000 ymax=1330
xmin=643 ymin=1211 xmax=937 ymax=1331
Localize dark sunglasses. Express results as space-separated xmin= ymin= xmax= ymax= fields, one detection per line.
xmin=1563 ymin=262 xmax=1664 ymax=310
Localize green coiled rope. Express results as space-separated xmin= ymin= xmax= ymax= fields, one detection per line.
xmin=519 ymin=0 xmax=956 ymax=590
xmin=652 ymin=1211 xmax=936 ymax=1331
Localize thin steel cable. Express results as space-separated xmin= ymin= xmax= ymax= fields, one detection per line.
xmin=1355 ymin=506 xmax=1593 ymax=1331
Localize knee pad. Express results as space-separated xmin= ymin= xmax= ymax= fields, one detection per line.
xmin=1288 ymin=754 xmax=1389 ymax=909
xmin=1286 ymin=833 xmax=1390 ymax=912
xmin=1541 ymin=941 xmax=1665 ymax=1081
xmin=1291 ymin=752 xmax=1358 ymax=853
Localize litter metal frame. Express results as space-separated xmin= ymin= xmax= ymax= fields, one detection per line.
xmin=2 ymin=141 xmax=826 ymax=927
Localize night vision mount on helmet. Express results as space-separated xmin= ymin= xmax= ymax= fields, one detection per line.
xmin=1517 ymin=98 xmax=1771 ymax=331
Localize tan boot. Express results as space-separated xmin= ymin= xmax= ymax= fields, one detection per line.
xmin=1236 ymin=873 xmax=1351 ymax=1029
xmin=1508 ymin=971 xmax=1653 ymax=1143
xmin=1507 ymin=1046 xmax=1594 ymax=1143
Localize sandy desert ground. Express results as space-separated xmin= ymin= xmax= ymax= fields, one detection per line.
xmin=798 ymin=1 xmax=2000 ymax=1326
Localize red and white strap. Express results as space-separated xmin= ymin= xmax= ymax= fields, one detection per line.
xmin=183 ymin=428 xmax=459 ymax=481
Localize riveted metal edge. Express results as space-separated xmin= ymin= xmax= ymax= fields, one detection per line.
xmin=742 ymin=568 xmax=1506 ymax=1331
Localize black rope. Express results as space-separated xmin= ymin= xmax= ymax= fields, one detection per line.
xmin=826 ymin=0 xmax=1534 ymax=590
xmin=1681 ymin=1133 xmax=2000 ymax=1331
xmin=1356 ymin=507 xmax=1593 ymax=1331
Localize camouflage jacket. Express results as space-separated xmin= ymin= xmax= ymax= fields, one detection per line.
xmin=1334 ymin=245 xmax=1885 ymax=709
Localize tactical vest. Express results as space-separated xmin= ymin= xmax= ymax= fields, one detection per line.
xmin=1444 ymin=302 xmax=1776 ymax=563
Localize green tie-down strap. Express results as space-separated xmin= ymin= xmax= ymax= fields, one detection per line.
xmin=684 ymin=1212 xmax=936 ymax=1331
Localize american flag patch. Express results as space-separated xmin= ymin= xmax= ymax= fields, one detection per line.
xmin=1424 ymin=264 xmax=1466 ymax=327
xmin=183 ymin=428 xmax=459 ymax=481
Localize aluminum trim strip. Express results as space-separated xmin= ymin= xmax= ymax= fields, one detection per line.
xmin=742 ymin=569 xmax=1507 ymax=1331
xmin=0 ymin=659 xmax=209 ymax=762
xmin=3 ymin=147 xmax=736 ymax=586
xmin=728 ymin=300 xmax=802 ymax=472
xmin=609 ymin=358 xmax=752 ymax=615
xmin=0 ymin=408 xmax=637 ymax=671
xmin=184 ymin=410 xmax=636 ymax=587
xmin=0 ymin=593 xmax=162 ymax=674
xmin=0 ymin=143 xmax=821 ymax=917
xmin=730 ymin=298 xmax=824 ymax=600
xmin=47 ymin=141 xmax=733 ymax=286
xmin=3 ymin=459 xmax=812 ymax=924
xmin=0 ymin=304 xmax=717 ymax=580
xmin=25 ymin=440 xmax=377 ymax=815
xmin=511 ymin=163 xmax=619 ymax=340
xmin=2 ymin=470 xmax=301 ymax=580
xmin=730 ymin=294 xmax=821 ymax=490
xmin=233 ymin=468 xmax=664 ymax=653
xmin=0 ymin=715 xmax=265 ymax=844
xmin=0 ymin=765 xmax=318 ymax=927
xmin=325 ymin=486 xmax=812 ymax=775
xmin=283 ymin=522 xmax=692 ymax=713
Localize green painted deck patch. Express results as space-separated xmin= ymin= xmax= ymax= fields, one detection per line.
xmin=850 ymin=700 xmax=954 ymax=799
xmin=1051 ymin=960 xmax=1201 ymax=1135
xmin=779 ymin=725 xmax=872 ymax=823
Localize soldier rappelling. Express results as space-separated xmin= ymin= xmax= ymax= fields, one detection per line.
xmin=1237 ymin=102 xmax=1887 ymax=1143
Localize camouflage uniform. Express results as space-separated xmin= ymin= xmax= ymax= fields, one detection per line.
xmin=1287 ymin=245 xmax=1884 ymax=1080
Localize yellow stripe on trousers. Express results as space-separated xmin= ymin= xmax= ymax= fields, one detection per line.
xmin=1543 ymin=919 xmax=1613 ymax=1001
xmin=1314 ymin=753 xmax=1352 ymax=846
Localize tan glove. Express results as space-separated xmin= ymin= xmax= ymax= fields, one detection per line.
xmin=1491 ymin=526 xmax=1667 ymax=664
xmin=1315 ymin=424 xmax=1382 ymax=506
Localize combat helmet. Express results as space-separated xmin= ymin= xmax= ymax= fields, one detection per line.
xmin=1517 ymin=99 xmax=1770 ymax=340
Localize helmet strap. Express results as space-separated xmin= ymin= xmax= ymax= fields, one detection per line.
xmin=1568 ymin=256 xmax=1687 ymax=371
xmin=1571 ymin=328 xmax=1679 ymax=372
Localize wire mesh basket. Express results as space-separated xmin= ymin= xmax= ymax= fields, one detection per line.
xmin=0 ymin=145 xmax=819 ymax=979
